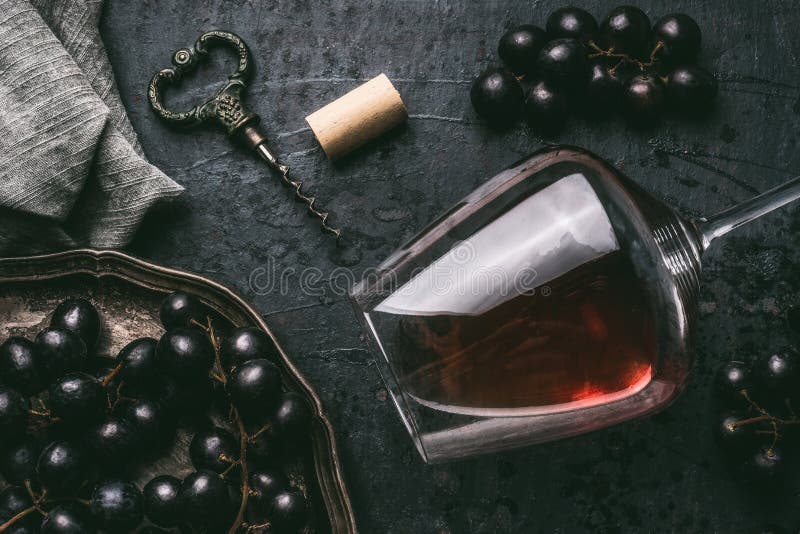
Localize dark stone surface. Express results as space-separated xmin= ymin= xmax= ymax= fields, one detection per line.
xmin=101 ymin=1 xmax=800 ymax=532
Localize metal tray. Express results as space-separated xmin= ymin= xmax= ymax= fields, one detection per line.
xmin=0 ymin=249 xmax=357 ymax=534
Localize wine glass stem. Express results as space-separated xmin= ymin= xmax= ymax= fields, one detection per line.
xmin=694 ymin=175 xmax=800 ymax=251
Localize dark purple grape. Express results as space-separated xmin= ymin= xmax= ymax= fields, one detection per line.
xmin=0 ymin=337 xmax=42 ymax=395
xmin=50 ymin=299 xmax=101 ymax=350
xmin=155 ymin=328 xmax=214 ymax=383
xmin=143 ymin=475 xmax=182 ymax=528
xmin=34 ymin=328 xmax=87 ymax=379
xmin=712 ymin=411 xmax=756 ymax=455
xmin=600 ymin=5 xmax=651 ymax=57
xmin=497 ymin=25 xmax=547 ymax=75
xmin=177 ymin=471 xmax=234 ymax=528
xmin=86 ymin=417 xmax=139 ymax=469
xmin=713 ymin=361 xmax=752 ymax=406
xmin=583 ymin=58 xmax=623 ymax=114
xmin=0 ymin=385 xmax=28 ymax=434
xmin=36 ymin=441 xmax=87 ymax=495
xmin=90 ymin=480 xmax=143 ymax=532
xmin=652 ymin=13 xmax=701 ymax=63
xmin=0 ymin=486 xmax=33 ymax=521
xmin=666 ymin=65 xmax=718 ymax=111
xmin=189 ymin=427 xmax=239 ymax=473
xmin=159 ymin=292 xmax=203 ymax=330
xmin=523 ymin=80 xmax=568 ymax=131
xmin=116 ymin=399 xmax=173 ymax=447
xmin=221 ymin=327 xmax=278 ymax=369
xmin=271 ymin=392 xmax=311 ymax=439
xmin=623 ymin=74 xmax=665 ymax=124
xmin=40 ymin=504 xmax=92 ymax=534
xmin=269 ymin=490 xmax=308 ymax=532
xmin=546 ymin=6 xmax=598 ymax=43
xmin=227 ymin=359 xmax=282 ymax=423
xmin=470 ymin=68 xmax=524 ymax=127
xmin=117 ymin=338 xmax=158 ymax=384
xmin=742 ymin=444 xmax=785 ymax=485
xmin=753 ymin=351 xmax=799 ymax=398
xmin=48 ymin=372 xmax=104 ymax=424
xmin=0 ymin=437 xmax=42 ymax=485
xmin=536 ymin=38 xmax=589 ymax=88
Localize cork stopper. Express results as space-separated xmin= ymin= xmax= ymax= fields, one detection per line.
xmin=305 ymin=73 xmax=408 ymax=160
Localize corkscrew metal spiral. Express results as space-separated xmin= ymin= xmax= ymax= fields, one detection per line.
xmin=147 ymin=30 xmax=342 ymax=240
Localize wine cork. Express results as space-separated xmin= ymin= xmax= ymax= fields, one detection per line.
xmin=305 ymin=73 xmax=408 ymax=160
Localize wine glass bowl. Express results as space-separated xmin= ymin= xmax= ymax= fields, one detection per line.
xmin=351 ymin=145 xmax=800 ymax=463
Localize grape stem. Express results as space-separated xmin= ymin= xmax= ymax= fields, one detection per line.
xmin=0 ymin=506 xmax=39 ymax=533
xmin=200 ymin=316 xmax=251 ymax=534
xmin=101 ymin=362 xmax=124 ymax=387
xmin=587 ymin=40 xmax=665 ymax=72
xmin=730 ymin=389 xmax=800 ymax=451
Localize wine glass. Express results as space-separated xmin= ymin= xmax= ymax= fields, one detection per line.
xmin=350 ymin=145 xmax=800 ymax=463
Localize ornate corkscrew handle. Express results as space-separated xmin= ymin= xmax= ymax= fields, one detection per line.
xmin=147 ymin=30 xmax=342 ymax=239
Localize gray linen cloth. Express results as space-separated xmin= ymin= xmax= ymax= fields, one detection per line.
xmin=0 ymin=0 xmax=183 ymax=255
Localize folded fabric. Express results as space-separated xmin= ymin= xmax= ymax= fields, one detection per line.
xmin=0 ymin=0 xmax=183 ymax=255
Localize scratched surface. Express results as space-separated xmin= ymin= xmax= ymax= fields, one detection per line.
xmin=102 ymin=1 xmax=800 ymax=532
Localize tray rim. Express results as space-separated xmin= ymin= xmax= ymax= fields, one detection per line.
xmin=0 ymin=248 xmax=358 ymax=534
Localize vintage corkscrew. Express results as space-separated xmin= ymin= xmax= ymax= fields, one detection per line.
xmin=147 ymin=30 xmax=342 ymax=239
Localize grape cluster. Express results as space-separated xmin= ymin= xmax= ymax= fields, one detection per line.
xmin=471 ymin=6 xmax=718 ymax=130
xmin=711 ymin=347 xmax=800 ymax=487
xmin=0 ymin=294 xmax=311 ymax=533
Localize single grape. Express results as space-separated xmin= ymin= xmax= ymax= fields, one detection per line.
xmin=156 ymin=328 xmax=215 ymax=382
xmin=50 ymin=299 xmax=101 ymax=350
xmin=712 ymin=411 xmax=756 ymax=455
xmin=269 ymin=490 xmax=308 ymax=532
xmin=116 ymin=337 xmax=158 ymax=384
xmin=40 ymin=504 xmax=92 ymax=534
xmin=90 ymin=480 xmax=143 ymax=532
xmin=247 ymin=430 xmax=279 ymax=465
xmin=48 ymin=372 xmax=105 ymax=424
xmin=159 ymin=292 xmax=203 ymax=330
xmin=86 ymin=417 xmax=139 ymax=470
xmin=271 ymin=392 xmax=312 ymax=439
xmin=0 ymin=337 xmax=42 ymax=395
xmin=652 ymin=13 xmax=701 ymax=63
xmin=742 ymin=444 xmax=785 ymax=485
xmin=583 ymin=58 xmax=623 ymax=114
xmin=0 ymin=486 xmax=33 ymax=521
xmin=666 ymin=65 xmax=717 ymax=111
xmin=221 ymin=327 xmax=278 ymax=369
xmin=470 ymin=68 xmax=524 ymax=127
xmin=0 ymin=385 xmax=28 ymax=435
xmin=622 ymin=74 xmax=665 ymax=125
xmin=536 ymin=38 xmax=589 ymax=88
xmin=753 ymin=351 xmax=798 ymax=398
xmin=600 ymin=5 xmax=651 ymax=57
xmin=0 ymin=437 xmax=42 ymax=485
xmin=3 ymin=521 xmax=40 ymax=534
xmin=177 ymin=471 xmax=234 ymax=528
xmin=227 ymin=359 xmax=282 ymax=423
xmin=34 ymin=328 xmax=87 ymax=379
xmin=713 ymin=360 xmax=752 ymax=406
xmin=523 ymin=80 xmax=568 ymax=132
xmin=116 ymin=398 xmax=173 ymax=447
xmin=546 ymin=6 xmax=598 ymax=43
xmin=36 ymin=441 xmax=87 ymax=495
xmin=497 ymin=25 xmax=547 ymax=75
xmin=189 ymin=426 xmax=239 ymax=473
xmin=143 ymin=475 xmax=182 ymax=528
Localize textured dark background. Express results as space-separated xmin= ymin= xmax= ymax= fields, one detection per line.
xmin=101 ymin=1 xmax=800 ymax=532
